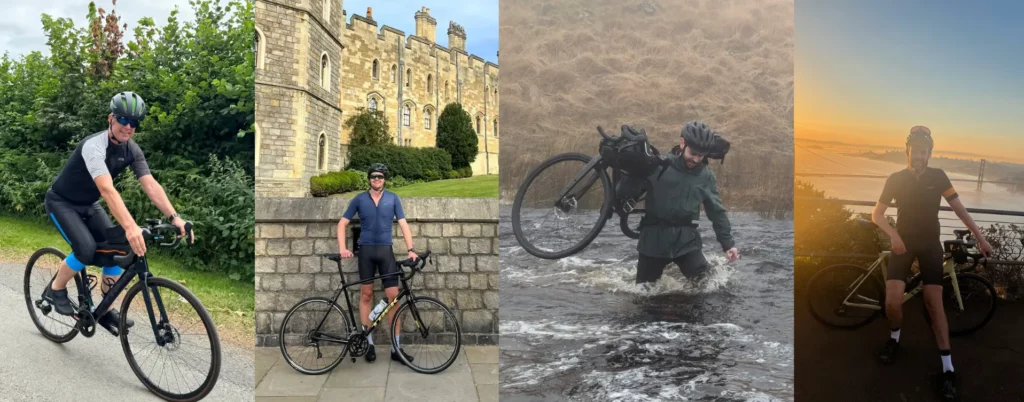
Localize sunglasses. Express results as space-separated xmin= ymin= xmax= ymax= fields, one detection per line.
xmin=369 ymin=174 xmax=386 ymax=180
xmin=115 ymin=115 xmax=141 ymax=129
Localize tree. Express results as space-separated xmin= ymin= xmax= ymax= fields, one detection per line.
xmin=436 ymin=103 xmax=477 ymax=169
xmin=345 ymin=107 xmax=390 ymax=147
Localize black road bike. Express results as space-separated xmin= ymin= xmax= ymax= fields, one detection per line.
xmin=511 ymin=125 xmax=660 ymax=259
xmin=278 ymin=249 xmax=462 ymax=375
xmin=25 ymin=220 xmax=221 ymax=401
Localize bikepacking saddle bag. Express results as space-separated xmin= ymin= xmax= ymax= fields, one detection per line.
xmin=599 ymin=125 xmax=662 ymax=177
xmin=92 ymin=226 xmax=133 ymax=268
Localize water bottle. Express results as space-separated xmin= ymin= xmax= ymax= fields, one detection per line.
xmin=368 ymin=298 xmax=388 ymax=322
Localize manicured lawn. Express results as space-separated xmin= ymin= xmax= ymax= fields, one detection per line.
xmin=338 ymin=174 xmax=498 ymax=198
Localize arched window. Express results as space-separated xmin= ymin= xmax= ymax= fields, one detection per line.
xmin=317 ymin=133 xmax=327 ymax=170
xmin=391 ymin=65 xmax=397 ymax=83
xmin=493 ymin=119 xmax=498 ymax=137
xmin=476 ymin=116 xmax=482 ymax=134
xmin=320 ymin=53 xmax=331 ymax=89
xmin=403 ymin=105 xmax=411 ymax=127
xmin=254 ymin=29 xmax=264 ymax=70
xmin=444 ymin=81 xmax=449 ymax=100
xmin=368 ymin=98 xmax=377 ymax=112
xmin=406 ymin=68 xmax=412 ymax=87
xmin=427 ymin=74 xmax=433 ymax=93
xmin=372 ymin=59 xmax=379 ymax=80
xmin=424 ymin=108 xmax=432 ymax=130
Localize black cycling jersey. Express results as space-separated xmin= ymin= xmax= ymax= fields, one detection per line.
xmin=50 ymin=130 xmax=150 ymax=206
xmin=879 ymin=167 xmax=958 ymax=239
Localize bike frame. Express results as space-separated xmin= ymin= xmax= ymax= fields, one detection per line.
xmin=309 ymin=259 xmax=424 ymax=347
xmin=553 ymin=154 xmax=605 ymax=210
xmin=839 ymin=251 xmax=965 ymax=312
xmin=73 ymin=255 xmax=171 ymax=343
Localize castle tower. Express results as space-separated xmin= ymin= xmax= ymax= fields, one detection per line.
xmin=448 ymin=21 xmax=466 ymax=51
xmin=414 ymin=7 xmax=436 ymax=43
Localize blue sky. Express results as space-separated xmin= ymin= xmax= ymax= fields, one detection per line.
xmin=796 ymin=0 xmax=1024 ymax=160
xmin=342 ymin=0 xmax=498 ymax=63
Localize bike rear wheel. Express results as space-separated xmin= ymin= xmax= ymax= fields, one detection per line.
xmin=619 ymin=208 xmax=644 ymax=239
xmin=923 ymin=273 xmax=997 ymax=336
xmin=120 ymin=276 xmax=221 ymax=401
xmin=511 ymin=152 xmax=613 ymax=259
xmin=390 ymin=296 xmax=462 ymax=374
xmin=23 ymin=247 xmax=82 ymax=343
xmin=806 ymin=264 xmax=884 ymax=328
xmin=279 ymin=297 xmax=352 ymax=375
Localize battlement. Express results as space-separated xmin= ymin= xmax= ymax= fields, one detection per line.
xmin=343 ymin=7 xmax=498 ymax=70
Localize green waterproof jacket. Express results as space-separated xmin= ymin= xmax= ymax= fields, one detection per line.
xmin=634 ymin=156 xmax=735 ymax=258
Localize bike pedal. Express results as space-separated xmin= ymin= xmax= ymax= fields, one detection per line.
xmin=623 ymin=198 xmax=636 ymax=213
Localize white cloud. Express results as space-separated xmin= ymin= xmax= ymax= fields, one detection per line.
xmin=0 ymin=0 xmax=209 ymax=58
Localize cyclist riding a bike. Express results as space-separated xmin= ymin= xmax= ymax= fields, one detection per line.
xmin=632 ymin=121 xmax=740 ymax=285
xmin=871 ymin=125 xmax=993 ymax=400
xmin=41 ymin=91 xmax=195 ymax=336
xmin=336 ymin=163 xmax=418 ymax=365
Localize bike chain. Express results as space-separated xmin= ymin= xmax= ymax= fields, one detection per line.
xmin=347 ymin=333 xmax=369 ymax=357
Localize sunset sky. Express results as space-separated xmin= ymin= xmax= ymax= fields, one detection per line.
xmin=796 ymin=0 xmax=1024 ymax=163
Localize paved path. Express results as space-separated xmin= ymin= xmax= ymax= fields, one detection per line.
xmin=0 ymin=262 xmax=255 ymax=401
xmin=255 ymin=346 xmax=498 ymax=402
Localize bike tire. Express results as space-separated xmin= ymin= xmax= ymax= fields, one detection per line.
xmin=511 ymin=152 xmax=613 ymax=259
xmin=278 ymin=296 xmax=352 ymax=375
xmin=120 ymin=277 xmax=221 ymax=402
xmin=23 ymin=247 xmax=81 ymax=343
xmin=619 ymin=208 xmax=644 ymax=239
xmin=806 ymin=264 xmax=884 ymax=329
xmin=922 ymin=273 xmax=997 ymax=336
xmin=390 ymin=296 xmax=462 ymax=374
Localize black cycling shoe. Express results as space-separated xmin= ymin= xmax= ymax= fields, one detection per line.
xmin=939 ymin=371 xmax=958 ymax=402
xmin=391 ymin=348 xmax=414 ymax=364
xmin=42 ymin=286 xmax=75 ymax=316
xmin=97 ymin=308 xmax=135 ymax=336
xmin=365 ymin=344 xmax=376 ymax=362
xmin=878 ymin=338 xmax=899 ymax=365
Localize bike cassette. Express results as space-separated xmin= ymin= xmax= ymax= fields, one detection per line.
xmin=347 ymin=334 xmax=369 ymax=357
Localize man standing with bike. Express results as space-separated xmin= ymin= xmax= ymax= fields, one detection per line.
xmin=871 ymin=125 xmax=993 ymax=401
xmin=337 ymin=163 xmax=418 ymax=364
xmin=42 ymin=91 xmax=195 ymax=336
xmin=633 ymin=121 xmax=740 ymax=286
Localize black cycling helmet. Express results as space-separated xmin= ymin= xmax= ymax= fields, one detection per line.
xmin=681 ymin=120 xmax=716 ymax=154
xmin=368 ymin=163 xmax=389 ymax=178
xmin=906 ymin=125 xmax=933 ymax=150
xmin=110 ymin=91 xmax=148 ymax=120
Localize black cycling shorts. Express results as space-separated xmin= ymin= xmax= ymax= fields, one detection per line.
xmin=45 ymin=190 xmax=120 ymax=272
xmin=358 ymin=245 xmax=399 ymax=288
xmin=636 ymin=250 xmax=710 ymax=284
xmin=887 ymin=237 xmax=944 ymax=285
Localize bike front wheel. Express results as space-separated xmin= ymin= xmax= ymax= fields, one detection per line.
xmin=120 ymin=276 xmax=221 ymax=402
xmin=390 ymin=296 xmax=462 ymax=374
xmin=278 ymin=297 xmax=352 ymax=375
xmin=23 ymin=247 xmax=82 ymax=343
xmin=806 ymin=264 xmax=884 ymax=328
xmin=923 ymin=272 xmax=997 ymax=336
xmin=511 ymin=153 xmax=613 ymax=259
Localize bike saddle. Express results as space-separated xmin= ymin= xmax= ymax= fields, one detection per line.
xmin=323 ymin=253 xmax=341 ymax=261
xmin=953 ymin=229 xmax=971 ymax=239
xmin=855 ymin=218 xmax=877 ymax=230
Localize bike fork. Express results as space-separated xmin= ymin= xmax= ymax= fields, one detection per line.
xmin=138 ymin=270 xmax=169 ymax=345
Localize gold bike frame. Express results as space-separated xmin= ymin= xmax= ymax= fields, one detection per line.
xmin=839 ymin=251 xmax=965 ymax=312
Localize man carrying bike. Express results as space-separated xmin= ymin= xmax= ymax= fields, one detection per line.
xmin=633 ymin=121 xmax=740 ymax=285
xmin=337 ymin=163 xmax=418 ymax=364
xmin=871 ymin=125 xmax=993 ymax=400
xmin=42 ymin=91 xmax=195 ymax=336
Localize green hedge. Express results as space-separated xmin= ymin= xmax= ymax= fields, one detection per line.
xmin=311 ymin=170 xmax=365 ymax=197
xmin=347 ymin=145 xmax=453 ymax=181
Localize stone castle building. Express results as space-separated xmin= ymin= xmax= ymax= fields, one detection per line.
xmin=255 ymin=1 xmax=499 ymax=197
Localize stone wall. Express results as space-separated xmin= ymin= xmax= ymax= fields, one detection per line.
xmin=254 ymin=197 xmax=500 ymax=346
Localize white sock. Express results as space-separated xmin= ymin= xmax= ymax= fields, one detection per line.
xmin=364 ymin=327 xmax=374 ymax=345
xmin=393 ymin=335 xmax=400 ymax=352
xmin=890 ymin=328 xmax=901 ymax=342
xmin=941 ymin=353 xmax=954 ymax=372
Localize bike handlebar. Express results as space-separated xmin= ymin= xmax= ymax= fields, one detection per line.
xmin=142 ymin=220 xmax=194 ymax=247
xmin=398 ymin=250 xmax=433 ymax=281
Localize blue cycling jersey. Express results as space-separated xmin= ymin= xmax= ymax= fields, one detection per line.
xmin=343 ymin=190 xmax=406 ymax=245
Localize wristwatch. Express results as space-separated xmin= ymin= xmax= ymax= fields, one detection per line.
xmin=168 ymin=212 xmax=181 ymax=221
